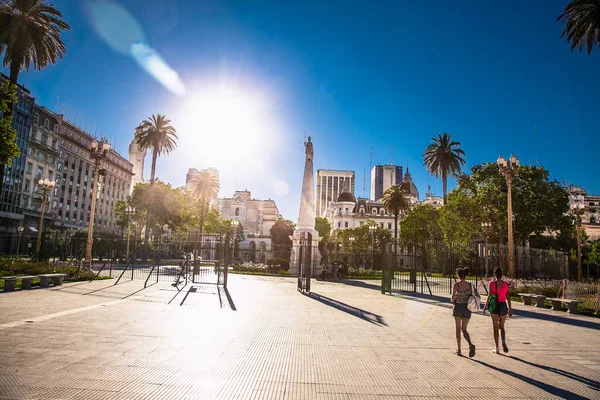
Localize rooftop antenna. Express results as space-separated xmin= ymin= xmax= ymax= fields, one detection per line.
xmin=363 ymin=169 xmax=366 ymax=198
xmin=55 ymin=97 xmax=59 ymax=112
xmin=369 ymin=145 xmax=373 ymax=169
xmin=389 ymin=144 xmax=393 ymax=165
xmin=66 ymin=104 xmax=71 ymax=121
xmin=61 ymin=103 xmax=65 ymax=115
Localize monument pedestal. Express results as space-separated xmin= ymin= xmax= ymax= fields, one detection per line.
xmin=289 ymin=228 xmax=321 ymax=277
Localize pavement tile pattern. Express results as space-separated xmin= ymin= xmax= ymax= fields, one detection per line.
xmin=0 ymin=274 xmax=599 ymax=399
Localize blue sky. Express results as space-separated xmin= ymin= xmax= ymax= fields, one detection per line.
xmin=5 ymin=0 xmax=598 ymax=222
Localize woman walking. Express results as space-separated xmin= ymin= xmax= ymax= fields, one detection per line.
xmin=451 ymin=267 xmax=476 ymax=357
xmin=484 ymin=266 xmax=512 ymax=354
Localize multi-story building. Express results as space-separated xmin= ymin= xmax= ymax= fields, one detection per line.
xmin=370 ymin=164 xmax=403 ymax=201
xmin=326 ymin=171 xmax=420 ymax=233
xmin=316 ymin=169 xmax=354 ymax=217
xmin=218 ymin=190 xmax=281 ymax=248
xmin=20 ymin=106 xmax=62 ymax=232
xmin=54 ymin=116 xmax=134 ymax=232
xmin=567 ymin=185 xmax=600 ymax=241
xmin=0 ymin=74 xmax=35 ymax=238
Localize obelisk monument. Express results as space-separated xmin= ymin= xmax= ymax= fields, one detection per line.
xmin=290 ymin=136 xmax=321 ymax=276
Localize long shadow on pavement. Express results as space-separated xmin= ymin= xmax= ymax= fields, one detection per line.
xmin=509 ymin=356 xmax=600 ymax=391
xmin=337 ymin=279 xmax=381 ymax=291
xmin=306 ymin=292 xmax=387 ymax=326
xmin=470 ymin=358 xmax=589 ymax=400
xmin=391 ymin=292 xmax=600 ymax=330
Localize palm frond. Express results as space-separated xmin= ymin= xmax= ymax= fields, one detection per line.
xmin=558 ymin=0 xmax=600 ymax=54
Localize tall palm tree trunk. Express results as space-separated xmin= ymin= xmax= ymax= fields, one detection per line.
xmin=442 ymin=171 xmax=448 ymax=205
xmin=143 ymin=149 xmax=158 ymax=261
xmin=9 ymin=64 xmax=21 ymax=86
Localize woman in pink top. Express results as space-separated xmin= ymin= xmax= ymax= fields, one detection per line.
xmin=483 ymin=267 xmax=512 ymax=353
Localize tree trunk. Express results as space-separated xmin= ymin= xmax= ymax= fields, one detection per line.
xmin=9 ymin=63 xmax=20 ymax=85
xmin=442 ymin=172 xmax=447 ymax=205
xmin=143 ymin=149 xmax=158 ymax=261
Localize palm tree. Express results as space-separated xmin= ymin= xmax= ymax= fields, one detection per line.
xmin=557 ymin=0 xmax=600 ymax=54
xmin=422 ymin=132 xmax=466 ymax=205
xmin=0 ymin=0 xmax=70 ymax=196
xmin=188 ymin=170 xmax=220 ymax=242
xmin=382 ymin=185 xmax=410 ymax=293
xmin=134 ymin=114 xmax=178 ymax=258
xmin=0 ymin=0 xmax=70 ymax=84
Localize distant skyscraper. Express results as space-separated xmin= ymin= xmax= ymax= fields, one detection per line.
xmin=128 ymin=138 xmax=147 ymax=194
xmin=316 ymin=169 xmax=355 ymax=217
xmin=370 ymin=165 xmax=403 ymax=200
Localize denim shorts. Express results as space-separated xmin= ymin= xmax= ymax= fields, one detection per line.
xmin=491 ymin=302 xmax=509 ymax=316
xmin=453 ymin=303 xmax=472 ymax=319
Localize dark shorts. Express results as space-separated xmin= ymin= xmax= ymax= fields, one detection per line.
xmin=453 ymin=303 xmax=472 ymax=319
xmin=491 ymin=302 xmax=509 ymax=316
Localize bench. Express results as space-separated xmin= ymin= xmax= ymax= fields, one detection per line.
xmin=547 ymin=298 xmax=582 ymax=314
xmin=1 ymin=276 xmax=38 ymax=292
xmin=38 ymin=274 xmax=67 ymax=288
xmin=518 ymin=293 xmax=546 ymax=307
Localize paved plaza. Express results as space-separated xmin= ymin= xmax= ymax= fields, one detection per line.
xmin=0 ymin=274 xmax=599 ymax=399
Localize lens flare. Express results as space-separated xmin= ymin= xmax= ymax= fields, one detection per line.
xmin=87 ymin=0 xmax=185 ymax=96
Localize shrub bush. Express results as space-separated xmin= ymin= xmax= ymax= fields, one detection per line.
xmin=267 ymin=258 xmax=290 ymax=271
xmin=0 ymin=258 xmax=95 ymax=281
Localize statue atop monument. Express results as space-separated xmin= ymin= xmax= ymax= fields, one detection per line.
xmin=305 ymin=136 xmax=313 ymax=161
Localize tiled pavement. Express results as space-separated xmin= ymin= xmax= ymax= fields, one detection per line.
xmin=0 ymin=274 xmax=599 ymax=399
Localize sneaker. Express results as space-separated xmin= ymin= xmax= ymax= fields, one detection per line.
xmin=469 ymin=345 xmax=476 ymax=358
xmin=502 ymin=342 xmax=509 ymax=353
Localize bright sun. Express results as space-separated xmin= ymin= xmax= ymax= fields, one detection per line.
xmin=179 ymin=84 xmax=277 ymax=169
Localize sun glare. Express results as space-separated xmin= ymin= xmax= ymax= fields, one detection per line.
xmin=177 ymin=83 xmax=282 ymax=182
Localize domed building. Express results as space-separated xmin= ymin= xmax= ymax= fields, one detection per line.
xmin=399 ymin=168 xmax=420 ymax=206
xmin=420 ymin=185 xmax=444 ymax=209
xmin=324 ymin=170 xmax=425 ymax=235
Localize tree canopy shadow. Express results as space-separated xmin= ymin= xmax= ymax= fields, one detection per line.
xmin=306 ymin=292 xmax=387 ymax=326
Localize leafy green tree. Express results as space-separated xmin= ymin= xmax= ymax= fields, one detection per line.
xmin=557 ymin=0 xmax=600 ymax=54
xmin=0 ymin=80 xmax=18 ymax=165
xmin=334 ymin=223 xmax=391 ymax=267
xmin=134 ymin=114 xmax=178 ymax=256
xmin=422 ymin=132 xmax=466 ymax=205
xmin=315 ymin=217 xmax=331 ymax=262
xmin=270 ymin=219 xmax=295 ymax=260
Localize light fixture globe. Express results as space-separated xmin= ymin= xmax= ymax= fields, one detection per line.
xmin=91 ymin=140 xmax=98 ymax=149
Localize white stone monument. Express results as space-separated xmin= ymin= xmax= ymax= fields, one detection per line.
xmin=290 ymin=136 xmax=321 ymax=276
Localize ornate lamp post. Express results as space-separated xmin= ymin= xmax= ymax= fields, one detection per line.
xmin=570 ymin=194 xmax=585 ymax=280
xmin=369 ymin=225 xmax=377 ymax=270
xmin=16 ymin=225 xmax=24 ymax=256
xmin=497 ymin=153 xmax=519 ymax=278
xmin=125 ymin=205 xmax=136 ymax=263
xmin=481 ymin=221 xmax=493 ymax=277
xmin=36 ymin=179 xmax=56 ymax=255
xmin=85 ymin=138 xmax=110 ymax=270
xmin=231 ymin=219 xmax=240 ymax=263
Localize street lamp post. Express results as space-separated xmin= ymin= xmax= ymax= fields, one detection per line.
xmin=16 ymin=225 xmax=24 ymax=256
xmin=349 ymin=236 xmax=356 ymax=266
xmin=36 ymin=179 xmax=56 ymax=255
xmin=570 ymin=194 xmax=585 ymax=280
xmin=369 ymin=225 xmax=376 ymax=270
xmin=481 ymin=221 xmax=492 ymax=277
xmin=86 ymin=138 xmax=110 ymax=270
xmin=125 ymin=205 xmax=136 ymax=263
xmin=497 ymin=153 xmax=519 ymax=278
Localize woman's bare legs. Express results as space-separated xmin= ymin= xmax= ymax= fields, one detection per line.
xmin=454 ymin=317 xmax=462 ymax=354
xmin=499 ymin=315 xmax=508 ymax=352
xmin=491 ymin=313 xmax=500 ymax=352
